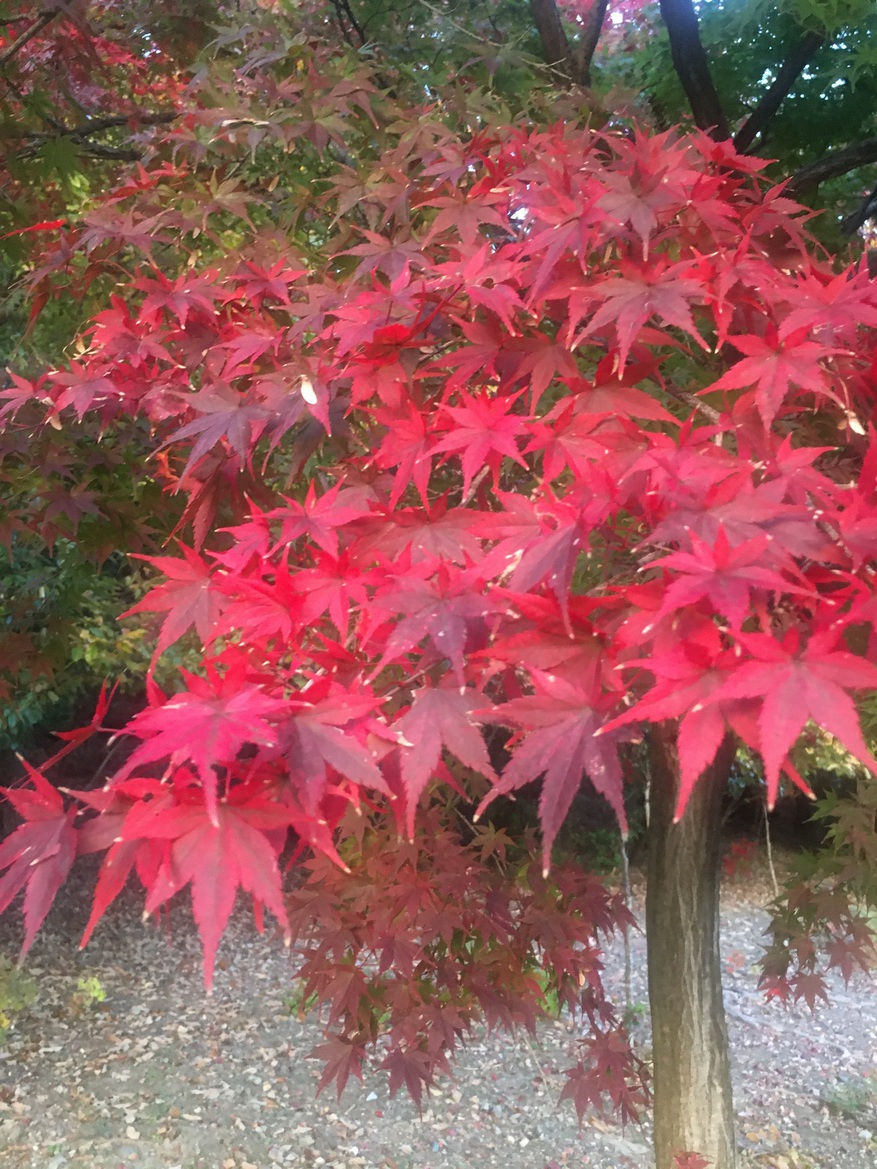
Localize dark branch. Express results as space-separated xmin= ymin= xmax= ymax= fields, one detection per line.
xmin=840 ymin=183 xmax=877 ymax=236
xmin=331 ymin=0 xmax=366 ymax=46
xmin=0 ymin=7 xmax=58 ymax=70
xmin=579 ymin=0 xmax=609 ymax=88
xmin=658 ymin=0 xmax=729 ymax=140
xmin=30 ymin=111 xmax=177 ymax=142
xmin=787 ymin=136 xmax=877 ymax=193
xmin=733 ymin=30 xmax=824 ymax=153
xmin=530 ymin=0 xmax=579 ymax=85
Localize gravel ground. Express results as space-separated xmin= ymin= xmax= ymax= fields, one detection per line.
xmin=1 ymin=848 xmax=876 ymax=1169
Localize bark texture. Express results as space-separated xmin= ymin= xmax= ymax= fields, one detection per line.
xmin=658 ymin=0 xmax=729 ymax=140
xmin=530 ymin=0 xmax=580 ymax=85
xmin=646 ymin=726 xmax=738 ymax=1169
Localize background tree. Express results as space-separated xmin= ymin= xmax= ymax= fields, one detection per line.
xmin=0 ymin=1 xmax=190 ymax=747
xmin=3 ymin=5 xmax=877 ymax=1169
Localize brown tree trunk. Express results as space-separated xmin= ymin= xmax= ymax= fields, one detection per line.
xmin=646 ymin=725 xmax=738 ymax=1169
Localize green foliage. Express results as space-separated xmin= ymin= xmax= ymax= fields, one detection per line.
xmin=0 ymin=541 xmax=144 ymax=750
xmin=819 ymin=1072 xmax=877 ymax=1119
xmin=0 ymin=957 xmax=36 ymax=1039
xmin=589 ymin=0 xmax=877 ymax=248
xmin=71 ymin=974 xmax=106 ymax=1013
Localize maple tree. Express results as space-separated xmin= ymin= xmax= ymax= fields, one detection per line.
xmin=3 ymin=3 xmax=877 ymax=1169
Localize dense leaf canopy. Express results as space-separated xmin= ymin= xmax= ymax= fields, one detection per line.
xmin=2 ymin=0 xmax=877 ymax=1140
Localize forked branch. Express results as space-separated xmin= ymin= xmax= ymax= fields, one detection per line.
xmin=530 ymin=0 xmax=581 ymax=85
xmin=0 ymin=7 xmax=58 ymax=70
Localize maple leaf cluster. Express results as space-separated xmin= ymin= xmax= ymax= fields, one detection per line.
xmin=4 ymin=16 xmax=877 ymax=1098
xmin=0 ymin=3 xmax=186 ymax=238
xmin=287 ymin=805 xmax=645 ymax=1113
xmin=759 ymin=776 xmax=877 ymax=1010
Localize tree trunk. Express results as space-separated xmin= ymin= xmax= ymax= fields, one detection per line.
xmin=646 ymin=725 xmax=738 ymax=1169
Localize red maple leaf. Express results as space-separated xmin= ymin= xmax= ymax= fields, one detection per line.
xmin=292 ymin=550 xmax=371 ymax=638
xmin=216 ymin=561 xmax=304 ymax=645
xmin=431 ymin=391 xmax=530 ymax=495
xmin=393 ymin=685 xmax=498 ymax=835
xmin=76 ymin=778 xmax=171 ymax=946
xmin=280 ymin=687 xmax=388 ymax=813
xmin=477 ymin=671 xmax=626 ymax=870
xmin=648 ymin=526 xmax=813 ymax=630
xmin=123 ymin=545 xmax=227 ymax=662
xmin=352 ymin=499 xmax=485 ymax=565
xmin=0 ymin=761 xmax=77 ymax=956
xmin=708 ymin=327 xmax=842 ymax=427
xmin=135 ymin=268 xmax=218 ymax=327
xmin=710 ymin=630 xmax=877 ymax=805
xmin=268 ymin=481 xmax=371 ymax=557
xmin=48 ymin=364 xmax=121 ymax=418
xmin=165 ymin=383 xmax=272 ymax=477
xmin=310 ymin=1035 xmax=366 ymax=1098
xmin=369 ymin=565 xmax=495 ymax=684
xmin=572 ymin=260 xmax=706 ymax=371
xmin=124 ymin=778 xmax=293 ymax=987
xmin=371 ymin=402 xmax=433 ymax=508
xmin=603 ymin=626 xmax=767 ymax=819
xmin=116 ymin=668 xmax=288 ymax=826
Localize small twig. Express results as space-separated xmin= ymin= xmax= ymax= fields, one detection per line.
xmin=333 ymin=0 xmax=367 ymax=45
xmin=460 ymin=464 xmax=490 ymax=506
xmin=418 ymin=0 xmax=503 ymax=48
xmin=763 ymin=798 xmax=780 ymax=899
xmin=619 ymin=828 xmax=633 ymax=1013
xmin=518 ymin=1028 xmax=554 ymax=1096
xmin=663 ymin=382 xmax=723 ymax=425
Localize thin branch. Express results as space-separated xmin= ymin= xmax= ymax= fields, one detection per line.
xmin=664 ymin=382 xmax=723 ymax=425
xmin=733 ymin=30 xmax=824 ymax=154
xmin=787 ymin=136 xmax=877 ymax=193
xmin=579 ymin=0 xmax=609 ymax=88
xmin=763 ymin=801 xmax=780 ymax=899
xmin=619 ymin=828 xmax=633 ymax=1013
xmin=70 ymin=144 xmax=143 ymax=162
xmin=12 ymin=110 xmax=178 ymax=166
xmin=658 ymin=0 xmax=729 ymax=140
xmin=29 ymin=110 xmax=177 ymax=142
xmin=0 ymin=7 xmax=58 ymax=70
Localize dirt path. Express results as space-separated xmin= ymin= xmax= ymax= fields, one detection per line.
xmin=1 ymin=849 xmax=875 ymax=1169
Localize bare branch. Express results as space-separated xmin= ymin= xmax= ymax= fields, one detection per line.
xmin=579 ymin=0 xmax=609 ymax=88
xmin=733 ymin=30 xmax=824 ymax=153
xmin=664 ymin=383 xmax=723 ymax=425
xmin=30 ymin=111 xmax=177 ymax=142
xmin=658 ymin=0 xmax=729 ymax=140
xmin=0 ymin=7 xmax=58 ymax=70
xmin=787 ymin=137 xmax=877 ymax=193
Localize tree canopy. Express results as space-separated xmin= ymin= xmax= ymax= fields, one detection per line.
xmin=3 ymin=4 xmax=877 ymax=1168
